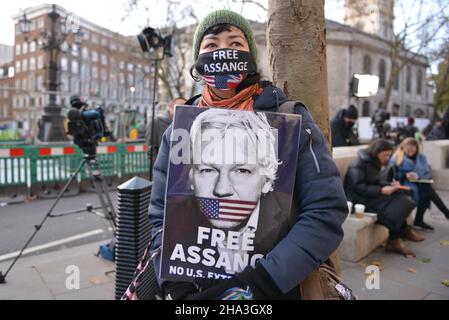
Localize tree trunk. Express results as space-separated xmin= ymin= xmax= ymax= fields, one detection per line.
xmin=267 ymin=0 xmax=330 ymax=143
xmin=267 ymin=0 xmax=341 ymax=276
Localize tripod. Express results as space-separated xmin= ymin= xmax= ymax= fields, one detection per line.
xmin=0 ymin=153 xmax=117 ymax=284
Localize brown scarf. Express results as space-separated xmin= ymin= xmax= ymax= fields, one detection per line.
xmin=198 ymin=83 xmax=263 ymax=111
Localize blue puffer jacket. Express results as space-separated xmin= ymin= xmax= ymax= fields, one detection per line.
xmin=389 ymin=153 xmax=432 ymax=204
xmin=148 ymin=83 xmax=348 ymax=294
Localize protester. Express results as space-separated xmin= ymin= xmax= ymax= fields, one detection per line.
xmin=344 ymin=139 xmax=424 ymax=258
xmin=330 ymin=104 xmax=360 ymax=147
xmin=390 ymin=138 xmax=449 ymax=230
xmin=426 ymin=118 xmax=446 ymax=140
xmin=403 ymin=116 xmax=418 ymax=139
xmin=145 ymin=9 xmax=348 ymax=300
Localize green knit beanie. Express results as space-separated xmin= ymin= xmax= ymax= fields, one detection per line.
xmin=192 ymin=9 xmax=258 ymax=69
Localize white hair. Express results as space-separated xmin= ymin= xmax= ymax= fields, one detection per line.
xmin=189 ymin=108 xmax=281 ymax=189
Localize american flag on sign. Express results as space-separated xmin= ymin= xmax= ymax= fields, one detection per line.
xmin=198 ymin=197 xmax=257 ymax=222
xmin=203 ymin=74 xmax=244 ymax=90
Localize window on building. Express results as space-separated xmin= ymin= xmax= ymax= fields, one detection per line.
xmin=3 ymin=104 xmax=9 ymax=117
xmin=406 ymin=65 xmax=411 ymax=93
xmin=110 ymin=41 xmax=117 ymax=51
xmin=15 ymin=44 xmax=21 ymax=56
xmin=72 ymin=60 xmax=79 ymax=74
xmin=72 ymin=43 xmax=78 ymax=56
xmin=101 ymin=37 xmax=108 ymax=47
xmin=15 ymin=98 xmax=20 ymax=108
xmin=37 ymin=75 xmax=44 ymax=90
xmin=61 ymin=57 xmax=68 ymax=71
xmin=416 ymin=69 xmax=422 ymax=95
xmin=71 ymin=77 xmax=79 ymax=93
xmin=28 ymin=74 xmax=36 ymax=91
xmin=101 ymin=54 xmax=107 ymax=66
xmin=82 ymin=47 xmax=89 ymax=59
xmin=378 ymin=59 xmax=386 ymax=88
xmin=22 ymin=42 xmax=28 ymax=55
xmin=92 ymin=50 xmax=98 ymax=62
xmin=60 ymin=74 xmax=68 ymax=92
xmin=362 ymin=100 xmax=370 ymax=117
xmin=101 ymin=68 xmax=107 ymax=81
xmin=15 ymin=24 xmax=21 ymax=35
xmin=127 ymin=74 xmax=134 ymax=86
xmin=363 ymin=54 xmax=372 ymax=74
xmin=22 ymin=59 xmax=28 ymax=72
xmin=37 ymin=17 xmax=44 ymax=28
xmin=15 ymin=60 xmax=21 ymax=73
xmin=37 ymin=55 xmax=44 ymax=69
xmin=30 ymin=41 xmax=36 ymax=52
xmin=119 ymin=72 xmax=125 ymax=84
xmin=82 ymin=30 xmax=89 ymax=41
xmin=29 ymin=57 xmax=36 ymax=71
xmin=82 ymin=81 xmax=89 ymax=95
xmin=81 ymin=63 xmax=89 ymax=78
xmin=22 ymin=78 xmax=27 ymax=90
xmin=15 ymin=79 xmax=20 ymax=90
xmin=92 ymin=66 xmax=98 ymax=79
xmin=119 ymin=61 xmax=124 ymax=70
xmin=92 ymin=34 xmax=99 ymax=44
xmin=127 ymin=63 xmax=133 ymax=72
xmin=30 ymin=20 xmax=36 ymax=31
xmin=392 ymin=103 xmax=400 ymax=116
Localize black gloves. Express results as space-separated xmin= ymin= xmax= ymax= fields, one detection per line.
xmin=162 ymin=281 xmax=198 ymax=300
xmin=192 ymin=263 xmax=282 ymax=300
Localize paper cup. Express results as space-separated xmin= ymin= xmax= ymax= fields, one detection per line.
xmin=347 ymin=201 xmax=353 ymax=216
xmin=354 ymin=204 xmax=365 ymax=218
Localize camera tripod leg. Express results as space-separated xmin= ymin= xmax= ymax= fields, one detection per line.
xmin=0 ymin=158 xmax=87 ymax=284
xmin=86 ymin=159 xmax=116 ymax=231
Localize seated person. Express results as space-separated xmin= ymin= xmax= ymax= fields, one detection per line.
xmin=344 ymin=139 xmax=424 ymax=258
xmin=390 ymin=138 xmax=449 ymax=230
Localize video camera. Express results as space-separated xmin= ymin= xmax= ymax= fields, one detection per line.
xmin=371 ymin=109 xmax=391 ymax=139
xmin=67 ymin=95 xmax=110 ymax=156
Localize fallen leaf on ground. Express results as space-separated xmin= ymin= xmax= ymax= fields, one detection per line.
xmin=420 ymin=257 xmax=431 ymax=263
xmin=440 ymin=240 xmax=449 ymax=246
xmin=89 ymin=277 xmax=102 ymax=285
xmin=442 ymin=280 xmax=449 ymax=287
xmin=407 ymin=268 xmax=418 ymax=274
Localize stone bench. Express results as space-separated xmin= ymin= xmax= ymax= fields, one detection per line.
xmin=339 ymin=213 xmax=389 ymax=262
xmin=421 ymin=140 xmax=449 ymax=191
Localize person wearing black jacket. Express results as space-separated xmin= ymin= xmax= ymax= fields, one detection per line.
xmin=330 ymin=105 xmax=360 ymax=147
xmin=344 ymin=139 xmax=425 ymax=258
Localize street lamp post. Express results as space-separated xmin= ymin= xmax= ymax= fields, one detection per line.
xmin=20 ymin=4 xmax=82 ymax=142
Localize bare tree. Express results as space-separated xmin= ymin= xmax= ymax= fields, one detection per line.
xmin=267 ymin=0 xmax=331 ymax=142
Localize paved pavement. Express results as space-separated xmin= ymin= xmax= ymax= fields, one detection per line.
xmin=1 ymin=191 xmax=449 ymax=300
xmin=0 ymin=240 xmax=115 ymax=300
xmin=0 ymin=191 xmax=116 ymax=256
xmin=341 ymin=191 xmax=449 ymax=300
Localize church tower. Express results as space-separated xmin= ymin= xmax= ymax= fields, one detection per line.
xmin=344 ymin=0 xmax=394 ymax=40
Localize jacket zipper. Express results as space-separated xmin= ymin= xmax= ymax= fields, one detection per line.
xmin=305 ymin=128 xmax=321 ymax=174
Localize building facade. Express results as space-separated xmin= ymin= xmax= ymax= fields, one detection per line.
xmin=10 ymin=4 xmax=155 ymax=134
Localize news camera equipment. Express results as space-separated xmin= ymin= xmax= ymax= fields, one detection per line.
xmin=0 ymin=97 xmax=117 ymax=285
xmin=372 ymin=109 xmax=391 ymax=139
xmin=137 ymin=27 xmax=172 ymax=180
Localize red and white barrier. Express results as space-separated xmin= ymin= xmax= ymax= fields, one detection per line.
xmin=125 ymin=145 xmax=148 ymax=153
xmin=0 ymin=148 xmax=25 ymax=158
xmin=97 ymin=145 xmax=118 ymax=154
xmin=38 ymin=147 xmax=76 ymax=156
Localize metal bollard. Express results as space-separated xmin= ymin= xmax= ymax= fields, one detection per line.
xmin=114 ymin=176 xmax=158 ymax=300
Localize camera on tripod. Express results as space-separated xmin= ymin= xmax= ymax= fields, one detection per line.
xmin=372 ymin=108 xmax=391 ymax=138
xmin=67 ymin=95 xmax=111 ymax=156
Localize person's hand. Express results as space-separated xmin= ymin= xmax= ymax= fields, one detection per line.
xmin=391 ymin=181 xmax=401 ymax=188
xmin=381 ymin=185 xmax=399 ymax=195
xmin=188 ymin=264 xmax=282 ymax=300
xmin=406 ymin=172 xmax=419 ymax=180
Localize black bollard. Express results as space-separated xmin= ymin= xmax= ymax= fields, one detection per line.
xmin=114 ymin=176 xmax=158 ymax=300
